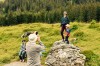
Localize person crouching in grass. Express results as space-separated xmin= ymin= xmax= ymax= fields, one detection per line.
xmin=65 ymin=24 xmax=71 ymax=44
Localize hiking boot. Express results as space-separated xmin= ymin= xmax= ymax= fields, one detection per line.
xmin=62 ymin=39 xmax=65 ymax=42
xmin=20 ymin=60 xmax=22 ymax=62
xmin=65 ymin=41 xmax=69 ymax=44
xmin=22 ymin=59 xmax=25 ymax=62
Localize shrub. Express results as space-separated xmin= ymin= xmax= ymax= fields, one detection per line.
xmin=82 ymin=50 xmax=98 ymax=62
xmin=71 ymin=24 xmax=78 ymax=32
xmin=73 ymin=31 xmax=84 ymax=37
xmin=73 ymin=30 xmax=87 ymax=41
xmin=97 ymin=27 xmax=100 ymax=31
xmin=81 ymin=50 xmax=100 ymax=66
xmin=0 ymin=54 xmax=11 ymax=63
xmin=89 ymin=20 xmax=99 ymax=28
xmin=91 ymin=20 xmax=97 ymax=24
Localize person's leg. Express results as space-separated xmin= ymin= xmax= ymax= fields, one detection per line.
xmin=65 ymin=36 xmax=69 ymax=44
xmin=22 ymin=51 xmax=26 ymax=62
xmin=19 ymin=55 xmax=22 ymax=60
xmin=61 ymin=25 xmax=65 ymax=41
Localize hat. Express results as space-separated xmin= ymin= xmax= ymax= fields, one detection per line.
xmin=66 ymin=24 xmax=70 ymax=27
xmin=63 ymin=11 xmax=67 ymax=15
xmin=28 ymin=34 xmax=37 ymax=42
xmin=22 ymin=40 xmax=26 ymax=42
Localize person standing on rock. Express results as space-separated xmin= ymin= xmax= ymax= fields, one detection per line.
xmin=65 ymin=24 xmax=71 ymax=44
xmin=26 ymin=32 xmax=45 ymax=66
xmin=61 ymin=11 xmax=70 ymax=42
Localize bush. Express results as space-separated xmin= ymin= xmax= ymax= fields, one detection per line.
xmin=89 ymin=20 xmax=99 ymax=28
xmin=73 ymin=31 xmax=84 ymax=37
xmin=81 ymin=50 xmax=100 ymax=66
xmin=97 ymin=27 xmax=100 ymax=31
xmin=91 ymin=20 xmax=97 ymax=24
xmin=73 ymin=30 xmax=87 ymax=41
xmin=82 ymin=50 xmax=98 ymax=62
xmin=71 ymin=24 xmax=78 ymax=32
xmin=0 ymin=2 xmax=100 ymax=26
xmin=0 ymin=15 xmax=6 ymax=26
xmin=0 ymin=54 xmax=11 ymax=63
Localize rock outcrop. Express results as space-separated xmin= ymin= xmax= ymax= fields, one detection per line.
xmin=45 ymin=40 xmax=86 ymax=66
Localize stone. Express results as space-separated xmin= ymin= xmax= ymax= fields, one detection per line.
xmin=45 ymin=40 xmax=86 ymax=66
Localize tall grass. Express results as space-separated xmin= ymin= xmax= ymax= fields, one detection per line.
xmin=0 ymin=22 xmax=100 ymax=66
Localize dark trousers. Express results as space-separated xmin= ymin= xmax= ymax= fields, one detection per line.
xmin=19 ymin=51 xmax=26 ymax=60
xmin=65 ymin=36 xmax=69 ymax=44
xmin=61 ymin=24 xmax=66 ymax=41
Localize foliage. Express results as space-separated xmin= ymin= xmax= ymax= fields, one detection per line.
xmin=89 ymin=20 xmax=99 ymax=28
xmin=81 ymin=50 xmax=100 ymax=66
xmin=73 ymin=30 xmax=85 ymax=37
xmin=71 ymin=24 xmax=78 ymax=32
xmin=0 ymin=0 xmax=100 ymax=26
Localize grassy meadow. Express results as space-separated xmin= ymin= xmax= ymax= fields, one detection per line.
xmin=0 ymin=22 xmax=100 ymax=66
xmin=0 ymin=0 xmax=4 ymax=2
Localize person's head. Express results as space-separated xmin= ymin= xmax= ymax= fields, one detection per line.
xmin=63 ymin=11 xmax=67 ymax=17
xmin=22 ymin=40 xmax=26 ymax=43
xmin=34 ymin=31 xmax=38 ymax=35
xmin=66 ymin=24 xmax=70 ymax=28
xmin=28 ymin=34 xmax=37 ymax=42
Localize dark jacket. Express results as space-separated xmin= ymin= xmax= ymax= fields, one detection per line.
xmin=61 ymin=17 xmax=70 ymax=26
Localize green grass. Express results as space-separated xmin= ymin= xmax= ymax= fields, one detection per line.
xmin=0 ymin=22 xmax=100 ymax=66
xmin=0 ymin=0 xmax=5 ymax=2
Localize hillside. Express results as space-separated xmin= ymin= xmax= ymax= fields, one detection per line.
xmin=0 ymin=0 xmax=3 ymax=1
xmin=0 ymin=0 xmax=4 ymax=2
xmin=0 ymin=22 xmax=100 ymax=66
xmin=0 ymin=0 xmax=100 ymax=26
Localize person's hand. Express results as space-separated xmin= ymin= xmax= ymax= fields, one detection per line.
xmin=37 ymin=36 xmax=41 ymax=42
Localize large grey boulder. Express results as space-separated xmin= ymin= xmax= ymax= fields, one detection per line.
xmin=45 ymin=40 xmax=86 ymax=66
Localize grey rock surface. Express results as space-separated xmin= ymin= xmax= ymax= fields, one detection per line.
xmin=45 ymin=40 xmax=86 ymax=66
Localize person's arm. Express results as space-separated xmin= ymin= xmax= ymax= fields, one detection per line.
xmin=39 ymin=41 xmax=44 ymax=46
xmin=37 ymin=36 xmax=45 ymax=50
